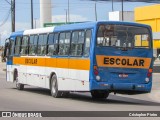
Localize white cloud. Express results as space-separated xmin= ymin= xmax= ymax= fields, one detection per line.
xmin=52 ymin=14 xmax=88 ymax=23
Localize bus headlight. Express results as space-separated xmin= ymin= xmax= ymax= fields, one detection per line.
xmin=96 ymin=75 xmax=101 ymax=81
xmin=145 ymin=78 xmax=149 ymax=83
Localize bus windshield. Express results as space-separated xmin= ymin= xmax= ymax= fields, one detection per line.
xmin=97 ymin=24 xmax=151 ymax=49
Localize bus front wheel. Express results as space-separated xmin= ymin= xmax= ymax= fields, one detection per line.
xmin=15 ymin=72 xmax=24 ymax=90
xmin=50 ymin=74 xmax=62 ymax=98
xmin=91 ymin=90 xmax=109 ymax=99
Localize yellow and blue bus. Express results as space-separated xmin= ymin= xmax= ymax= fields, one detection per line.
xmin=4 ymin=21 xmax=153 ymax=99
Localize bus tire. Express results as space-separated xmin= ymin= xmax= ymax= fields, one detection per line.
xmin=91 ymin=90 xmax=109 ymax=99
xmin=15 ymin=72 xmax=24 ymax=90
xmin=50 ymin=74 xmax=62 ymax=98
xmin=62 ymin=91 xmax=70 ymax=98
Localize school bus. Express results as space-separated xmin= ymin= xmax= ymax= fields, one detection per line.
xmin=4 ymin=21 xmax=153 ymax=99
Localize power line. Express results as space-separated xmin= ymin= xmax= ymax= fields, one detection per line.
xmin=31 ymin=0 xmax=33 ymax=29
xmin=4 ymin=0 xmax=11 ymax=5
xmin=95 ymin=1 xmax=97 ymax=21
xmin=0 ymin=0 xmax=11 ymax=27
xmin=68 ymin=0 xmax=70 ymax=22
xmin=0 ymin=8 xmax=11 ymax=27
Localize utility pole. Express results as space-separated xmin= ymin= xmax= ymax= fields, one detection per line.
xmin=122 ymin=0 xmax=124 ymax=21
xmin=64 ymin=9 xmax=68 ymax=24
xmin=34 ymin=18 xmax=37 ymax=29
xmin=95 ymin=1 xmax=97 ymax=21
xmin=112 ymin=0 xmax=114 ymax=11
xmin=31 ymin=0 xmax=33 ymax=29
xmin=11 ymin=0 xmax=15 ymax=32
xmin=0 ymin=34 xmax=1 ymax=47
xmin=68 ymin=0 xmax=70 ymax=23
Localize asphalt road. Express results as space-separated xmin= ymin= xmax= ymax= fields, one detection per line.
xmin=0 ymin=62 xmax=160 ymax=120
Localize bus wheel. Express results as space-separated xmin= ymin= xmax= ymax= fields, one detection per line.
xmin=62 ymin=91 xmax=70 ymax=98
xmin=51 ymin=74 xmax=62 ymax=98
xmin=91 ymin=90 xmax=109 ymax=99
xmin=15 ymin=73 xmax=24 ymax=90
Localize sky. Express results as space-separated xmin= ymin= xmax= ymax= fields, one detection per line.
xmin=0 ymin=0 xmax=156 ymax=45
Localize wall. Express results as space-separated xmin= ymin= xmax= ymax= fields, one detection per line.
xmin=135 ymin=4 xmax=160 ymax=50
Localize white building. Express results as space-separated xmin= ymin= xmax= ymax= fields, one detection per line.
xmin=109 ymin=11 xmax=134 ymax=22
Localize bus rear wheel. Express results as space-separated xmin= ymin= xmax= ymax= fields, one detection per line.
xmin=15 ymin=72 xmax=24 ymax=90
xmin=50 ymin=74 xmax=62 ymax=98
xmin=91 ymin=90 xmax=109 ymax=99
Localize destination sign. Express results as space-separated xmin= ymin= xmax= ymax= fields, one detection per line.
xmin=96 ymin=55 xmax=151 ymax=69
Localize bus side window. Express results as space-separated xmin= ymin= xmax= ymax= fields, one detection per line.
xmin=37 ymin=34 xmax=48 ymax=55
xmin=20 ymin=36 xmax=29 ymax=55
xmin=33 ymin=35 xmax=38 ymax=55
xmin=84 ymin=29 xmax=92 ymax=57
xmin=9 ymin=38 xmax=14 ymax=56
xmin=70 ymin=30 xmax=85 ymax=56
xmin=14 ymin=36 xmax=22 ymax=55
xmin=47 ymin=33 xmax=54 ymax=56
xmin=43 ymin=34 xmax=48 ymax=55
xmin=58 ymin=32 xmax=70 ymax=56
xmin=29 ymin=35 xmax=38 ymax=55
xmin=29 ymin=35 xmax=34 ymax=55
xmin=53 ymin=33 xmax=59 ymax=55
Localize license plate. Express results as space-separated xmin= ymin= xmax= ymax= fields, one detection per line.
xmin=119 ymin=74 xmax=128 ymax=78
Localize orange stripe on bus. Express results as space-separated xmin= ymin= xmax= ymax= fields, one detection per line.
xmin=13 ymin=57 xmax=90 ymax=70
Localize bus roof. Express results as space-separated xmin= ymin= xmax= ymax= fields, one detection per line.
xmin=53 ymin=21 xmax=151 ymax=32
xmin=10 ymin=21 xmax=151 ymax=38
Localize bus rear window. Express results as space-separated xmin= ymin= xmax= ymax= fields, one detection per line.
xmin=97 ymin=24 xmax=151 ymax=48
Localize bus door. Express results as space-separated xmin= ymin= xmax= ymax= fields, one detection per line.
xmin=4 ymin=38 xmax=15 ymax=82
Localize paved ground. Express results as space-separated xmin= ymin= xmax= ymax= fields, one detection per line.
xmin=0 ymin=62 xmax=160 ymax=120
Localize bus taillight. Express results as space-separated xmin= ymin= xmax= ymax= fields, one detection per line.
xmin=147 ymin=68 xmax=152 ymax=77
xmin=94 ymin=69 xmax=99 ymax=75
xmin=148 ymin=68 xmax=153 ymax=73
xmin=94 ymin=66 xmax=98 ymax=75
xmin=94 ymin=66 xmax=101 ymax=81
xmin=145 ymin=69 xmax=152 ymax=83
xmin=147 ymin=73 xmax=151 ymax=77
